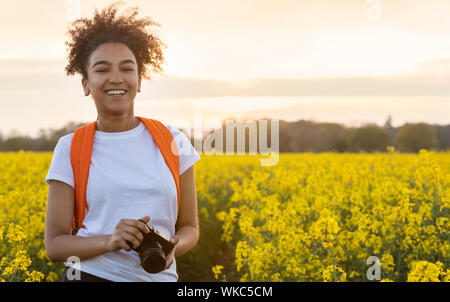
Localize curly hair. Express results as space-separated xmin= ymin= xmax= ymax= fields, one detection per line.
xmin=64 ymin=1 xmax=166 ymax=80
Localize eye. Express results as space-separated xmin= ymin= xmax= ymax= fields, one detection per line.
xmin=96 ymin=69 xmax=106 ymax=72
xmin=123 ymin=68 xmax=134 ymax=71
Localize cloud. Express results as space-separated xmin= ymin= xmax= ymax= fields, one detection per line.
xmin=1 ymin=58 xmax=448 ymax=99
xmin=141 ymin=73 xmax=450 ymax=98
xmin=414 ymin=58 xmax=450 ymax=76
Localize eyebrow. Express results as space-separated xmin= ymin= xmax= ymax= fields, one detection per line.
xmin=92 ymin=59 xmax=135 ymax=68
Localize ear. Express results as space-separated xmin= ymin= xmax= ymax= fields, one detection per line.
xmin=82 ymin=77 xmax=90 ymax=96
xmin=137 ymin=76 xmax=141 ymax=93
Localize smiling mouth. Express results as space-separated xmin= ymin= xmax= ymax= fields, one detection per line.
xmin=104 ymin=89 xmax=128 ymax=97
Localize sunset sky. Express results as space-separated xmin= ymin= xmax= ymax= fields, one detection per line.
xmin=1 ymin=0 xmax=449 ymax=138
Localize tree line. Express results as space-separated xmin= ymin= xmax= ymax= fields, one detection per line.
xmin=200 ymin=116 xmax=448 ymax=153
xmin=0 ymin=117 xmax=448 ymax=153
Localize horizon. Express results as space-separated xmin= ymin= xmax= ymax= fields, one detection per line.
xmin=1 ymin=114 xmax=447 ymax=140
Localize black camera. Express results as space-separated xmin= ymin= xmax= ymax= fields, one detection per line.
xmin=128 ymin=219 xmax=175 ymax=274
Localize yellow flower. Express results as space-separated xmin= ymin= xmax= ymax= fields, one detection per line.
xmin=322 ymin=265 xmax=334 ymax=282
xmin=2 ymin=266 xmax=14 ymax=277
xmin=435 ymin=217 xmax=448 ymax=234
xmin=407 ymin=261 xmax=444 ymax=282
xmin=387 ymin=146 xmax=395 ymax=153
xmin=46 ymin=271 xmax=59 ymax=282
xmin=381 ymin=254 xmax=395 ymax=272
xmin=424 ymin=225 xmax=437 ymax=235
xmin=13 ymin=250 xmax=31 ymax=271
xmin=322 ymin=264 xmax=346 ymax=282
xmin=6 ymin=223 xmax=26 ymax=243
xmin=212 ymin=265 xmax=224 ymax=280
xmin=25 ymin=271 xmax=45 ymax=282
xmin=310 ymin=210 xmax=341 ymax=242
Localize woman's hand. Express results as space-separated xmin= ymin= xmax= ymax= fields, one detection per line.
xmin=106 ymin=215 xmax=150 ymax=252
xmin=164 ymin=236 xmax=180 ymax=270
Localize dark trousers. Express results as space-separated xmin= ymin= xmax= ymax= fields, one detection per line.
xmin=60 ymin=266 xmax=113 ymax=282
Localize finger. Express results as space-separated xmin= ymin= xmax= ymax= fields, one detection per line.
xmin=124 ymin=218 xmax=150 ymax=234
xmin=120 ymin=225 xmax=144 ymax=243
xmin=139 ymin=215 xmax=151 ymax=224
xmin=165 ymin=257 xmax=173 ymax=270
xmin=138 ymin=216 xmax=151 ymax=233
xmin=120 ymin=231 xmax=141 ymax=250
xmin=170 ymin=236 xmax=180 ymax=245
xmin=124 ymin=240 xmax=133 ymax=251
xmin=119 ymin=240 xmax=133 ymax=252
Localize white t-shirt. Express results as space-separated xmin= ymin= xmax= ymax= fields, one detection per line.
xmin=45 ymin=120 xmax=201 ymax=282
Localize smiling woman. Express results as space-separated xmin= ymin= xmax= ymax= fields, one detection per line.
xmin=44 ymin=1 xmax=201 ymax=282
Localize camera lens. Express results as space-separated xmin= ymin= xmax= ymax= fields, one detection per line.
xmin=139 ymin=240 xmax=166 ymax=274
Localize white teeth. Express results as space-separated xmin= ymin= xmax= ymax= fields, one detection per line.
xmin=106 ymin=90 xmax=126 ymax=95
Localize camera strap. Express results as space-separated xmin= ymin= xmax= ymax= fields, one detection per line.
xmin=69 ymin=116 xmax=180 ymax=235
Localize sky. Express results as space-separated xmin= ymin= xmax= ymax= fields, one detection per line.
xmin=0 ymin=0 xmax=449 ymax=138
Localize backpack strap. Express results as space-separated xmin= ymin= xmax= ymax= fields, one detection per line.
xmin=70 ymin=121 xmax=96 ymax=235
xmin=69 ymin=116 xmax=180 ymax=235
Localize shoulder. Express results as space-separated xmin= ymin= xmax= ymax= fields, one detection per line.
xmin=164 ymin=124 xmax=187 ymax=138
xmin=164 ymin=124 xmax=193 ymax=148
xmin=139 ymin=117 xmax=186 ymax=139
xmin=57 ymin=133 xmax=74 ymax=148
xmin=51 ymin=133 xmax=75 ymax=158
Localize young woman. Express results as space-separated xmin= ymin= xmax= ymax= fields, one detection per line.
xmin=44 ymin=3 xmax=200 ymax=282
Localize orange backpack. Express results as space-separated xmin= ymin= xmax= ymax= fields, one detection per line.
xmin=69 ymin=116 xmax=180 ymax=235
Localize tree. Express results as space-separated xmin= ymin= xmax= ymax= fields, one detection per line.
xmin=349 ymin=125 xmax=392 ymax=152
xmin=1 ymin=136 xmax=33 ymax=151
xmin=434 ymin=125 xmax=450 ymax=151
xmin=395 ymin=123 xmax=438 ymax=152
xmin=383 ymin=115 xmax=396 ymax=140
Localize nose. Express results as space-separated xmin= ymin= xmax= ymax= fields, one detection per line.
xmin=108 ymin=68 xmax=123 ymax=84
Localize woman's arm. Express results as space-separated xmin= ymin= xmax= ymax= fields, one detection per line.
xmin=45 ymin=180 xmax=111 ymax=261
xmin=45 ymin=180 xmax=148 ymax=262
xmin=173 ymin=166 xmax=199 ymax=257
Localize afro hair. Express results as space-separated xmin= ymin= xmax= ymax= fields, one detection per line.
xmin=64 ymin=1 xmax=166 ymax=81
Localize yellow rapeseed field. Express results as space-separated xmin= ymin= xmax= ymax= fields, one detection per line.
xmin=0 ymin=149 xmax=448 ymax=281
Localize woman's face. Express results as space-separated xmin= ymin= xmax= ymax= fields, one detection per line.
xmin=82 ymin=42 xmax=141 ymax=118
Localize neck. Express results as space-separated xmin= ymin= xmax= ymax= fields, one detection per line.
xmin=96 ymin=115 xmax=140 ymax=132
